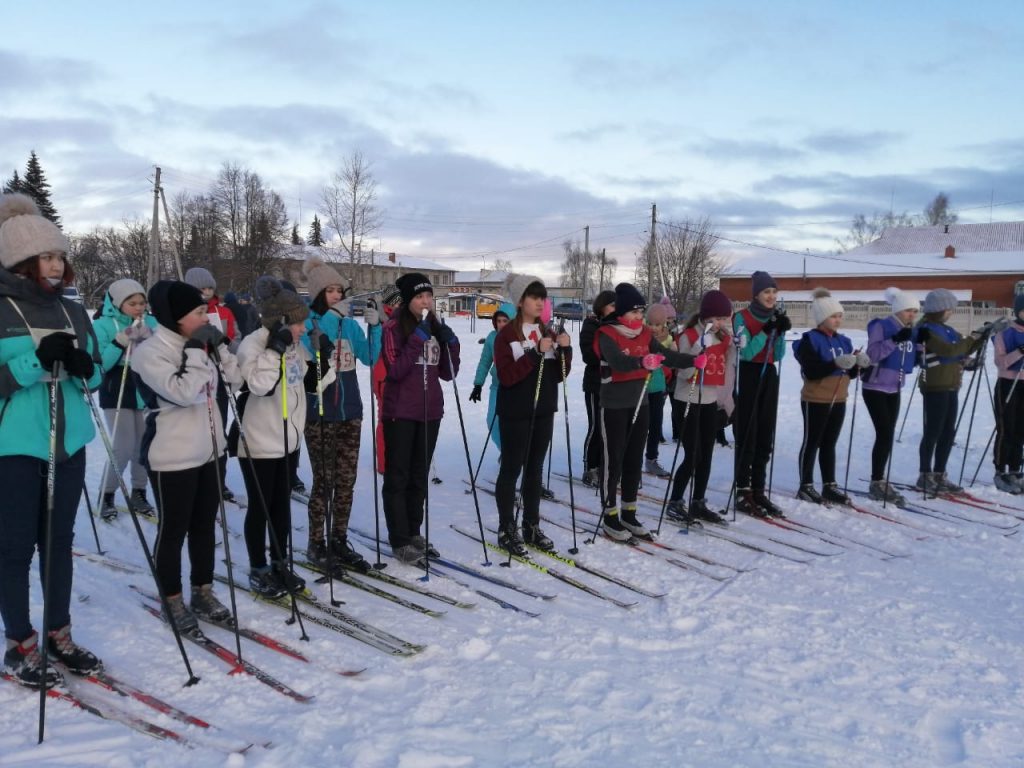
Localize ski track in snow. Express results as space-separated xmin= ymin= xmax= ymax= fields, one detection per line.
xmin=2 ymin=321 xmax=1023 ymax=767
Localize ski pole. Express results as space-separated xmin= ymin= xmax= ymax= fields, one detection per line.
xmin=881 ymin=343 xmax=909 ymax=509
xmin=895 ymin=369 xmax=920 ymax=443
xmin=80 ymin=479 xmax=104 ymax=555
xmin=969 ymin=423 xmax=997 ymax=488
xmin=311 ymin=322 xmax=342 ymax=603
xmin=38 ymin=363 xmax=59 ymax=743
xmin=362 ymin=306 xmax=387 ymax=571
xmin=842 ymin=369 xmax=860 ymax=496
xmin=470 ymin=410 xmax=497 ymax=487
xmin=556 ymin=343 xmax=581 ymax=554
xmin=420 ymin=309 xmax=432 ymax=582
xmin=79 ymin=375 xmax=199 ymax=686
xmin=957 ymin=342 xmax=987 ymax=486
xmin=98 ymin=327 xmax=133 ymax=514
xmin=726 ymin=326 xmax=776 ymax=517
xmin=767 ymin=350 xmax=783 ymax=502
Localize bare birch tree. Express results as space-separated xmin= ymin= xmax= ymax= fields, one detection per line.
xmin=320 ymin=151 xmax=383 ymax=280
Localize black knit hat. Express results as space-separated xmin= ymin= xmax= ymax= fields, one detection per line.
xmin=613 ymin=282 xmax=646 ymax=317
xmin=149 ymin=280 xmax=205 ymax=332
xmin=396 ymin=272 xmax=433 ymax=306
xmin=592 ymin=289 xmax=616 ymax=317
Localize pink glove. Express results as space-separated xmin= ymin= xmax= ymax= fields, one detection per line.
xmin=693 ymin=353 xmax=708 ymax=370
xmin=642 ymin=353 xmax=665 ymax=371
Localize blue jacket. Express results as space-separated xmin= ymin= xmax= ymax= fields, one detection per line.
xmin=862 ymin=315 xmax=919 ymax=394
xmin=92 ymin=292 xmax=158 ymax=409
xmin=302 ymin=309 xmax=381 ymax=422
xmin=0 ymin=269 xmax=102 ymax=461
xmin=792 ymin=328 xmax=854 ymax=403
xmin=474 ymin=330 xmax=499 ymax=389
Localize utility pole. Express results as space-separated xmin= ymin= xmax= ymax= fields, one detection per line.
xmin=159 ymin=186 xmax=184 ymax=280
xmin=649 ymin=203 xmax=657 ymax=303
xmin=581 ymin=224 xmax=590 ymax=306
xmin=147 ymin=166 xmax=162 ymax=288
xmin=598 ymin=248 xmax=607 ymax=293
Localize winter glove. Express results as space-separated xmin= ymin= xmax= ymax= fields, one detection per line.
xmin=760 ymin=316 xmax=778 ymax=336
xmin=892 ymin=326 xmax=913 ymax=343
xmin=363 ymin=306 xmax=380 ymax=326
xmin=65 ymin=348 xmax=95 ymax=379
xmin=915 ymin=327 xmax=930 ymax=343
xmin=414 ymin=316 xmax=432 ymax=342
xmin=185 ymin=324 xmax=225 ymax=351
xmin=834 ymin=353 xmax=857 ymax=370
xmin=123 ymin=322 xmax=152 ymax=343
xmin=642 ymin=353 xmax=665 ymax=371
xmin=775 ymin=313 xmax=792 ymax=334
xmin=436 ymin=324 xmax=455 ymax=345
xmin=855 ymin=351 xmax=871 ymax=368
xmin=267 ymin=322 xmax=293 ymax=355
xmin=692 ymin=353 xmax=708 ymax=370
xmin=35 ymin=332 xmax=76 ymax=370
xmin=304 ymin=358 xmax=330 ymax=391
xmin=309 ymin=330 xmax=334 ymax=357
xmin=469 ymin=384 xmax=483 ymax=403
xmin=113 ymin=330 xmax=131 ymax=348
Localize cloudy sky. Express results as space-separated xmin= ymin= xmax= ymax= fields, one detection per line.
xmin=3 ymin=0 xmax=1022 ymax=282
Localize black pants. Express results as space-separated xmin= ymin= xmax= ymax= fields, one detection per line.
xmin=583 ymin=390 xmax=602 ymax=473
xmin=0 ymin=450 xmax=85 ymax=642
xmin=241 ymin=456 xmax=292 ymax=568
xmin=495 ymin=414 xmax=554 ymax=528
xmin=670 ymin=402 xmax=718 ymax=502
xmin=382 ymin=418 xmax=440 ymax=548
xmin=799 ymin=401 xmax=846 ymax=486
xmin=735 ymin=360 xmax=780 ymax=490
xmin=150 ymin=460 xmax=220 ymax=596
xmin=671 ymin=397 xmax=685 ymax=441
xmin=993 ymin=378 xmax=1024 ymax=472
xmin=602 ymin=405 xmax=649 ymax=509
xmin=863 ymin=389 xmax=901 ymax=481
xmin=919 ymin=390 xmax=958 ymax=473
xmin=646 ymin=392 xmax=666 ymax=460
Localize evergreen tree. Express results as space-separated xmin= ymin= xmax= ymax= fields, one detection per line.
xmin=308 ymin=214 xmax=324 ymax=246
xmin=2 ymin=170 xmax=23 ymax=194
xmin=22 ymin=151 xmax=60 ymax=226
xmin=291 ymin=223 xmax=304 ymax=245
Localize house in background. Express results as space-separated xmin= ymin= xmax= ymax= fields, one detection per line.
xmin=719 ymin=221 xmax=1024 ymax=330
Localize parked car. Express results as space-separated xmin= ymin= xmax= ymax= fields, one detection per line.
xmin=62 ymin=285 xmax=83 ymax=304
xmin=553 ymin=301 xmax=585 ymax=321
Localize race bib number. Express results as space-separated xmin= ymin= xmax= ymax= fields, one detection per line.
xmin=417 ymin=338 xmax=441 ymax=366
xmin=334 ymin=338 xmax=356 ymax=373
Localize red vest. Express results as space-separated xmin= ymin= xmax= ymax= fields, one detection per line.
xmin=596 ymin=324 xmax=652 ymax=383
xmin=740 ymin=308 xmax=774 ymax=364
xmin=683 ymin=327 xmax=729 ymax=387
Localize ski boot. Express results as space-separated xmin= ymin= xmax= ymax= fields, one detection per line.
xmin=190 ymin=584 xmax=232 ymax=623
xmin=665 ymin=499 xmax=692 ymax=524
xmin=409 ymin=534 xmax=440 ymax=559
xmin=619 ymin=505 xmax=650 ymax=538
xmin=933 ymin=472 xmax=962 ymax=493
xmin=735 ymin=488 xmax=767 ymax=518
xmin=163 ymin=593 xmax=199 ymax=633
xmin=393 ymin=544 xmax=427 ymax=565
xmin=752 ymin=490 xmax=786 ymax=516
xmin=271 ymin=560 xmax=306 ymax=593
xmin=5 ymin=633 xmax=63 ymax=689
xmin=333 ymin=537 xmax=372 ymax=572
xmin=797 ymin=484 xmax=824 ymax=504
xmin=46 ymin=625 xmax=102 ymax=676
xmin=689 ymin=499 xmax=726 ymax=525
xmin=582 ymin=468 xmax=600 ymax=488
xmin=645 ymin=458 xmax=671 ymax=479
xmin=522 ymin=522 xmax=555 ymax=551
xmin=601 ymin=508 xmax=632 ymax=542
xmin=100 ymin=492 xmax=118 ymax=521
xmin=821 ymin=483 xmax=851 ymax=506
xmin=868 ymin=479 xmax=906 ymax=506
xmin=497 ymin=523 xmax=529 ymax=557
xmin=130 ymin=488 xmax=154 ymax=515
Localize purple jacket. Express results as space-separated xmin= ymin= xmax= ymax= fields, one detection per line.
xmin=863 ymin=315 xmax=919 ymax=394
xmin=381 ymin=317 xmax=460 ymax=421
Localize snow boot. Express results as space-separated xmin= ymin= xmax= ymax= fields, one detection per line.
xmin=5 ymin=633 xmax=63 ymax=689
xmin=497 ymin=523 xmax=529 ymax=557
xmin=522 ymin=522 xmax=555 ymax=551
xmin=689 ymin=499 xmax=726 ymax=524
xmin=163 ymin=593 xmax=199 ymax=633
xmin=601 ymin=508 xmax=632 ymax=541
xmin=272 ymin=560 xmax=306 ymax=593
xmin=821 ymin=483 xmax=851 ymax=506
xmin=100 ymin=492 xmax=118 ymax=521
xmin=665 ymin=499 xmax=692 ymax=524
xmin=994 ymin=472 xmax=1022 ymax=494
xmin=45 ymin=625 xmax=102 ymax=676
xmin=332 ymin=537 xmax=371 ymax=572
xmin=393 ymin=544 xmax=427 ymax=565
xmin=933 ymin=472 xmax=963 ymax=493
xmin=248 ymin=566 xmax=287 ymax=599
xmin=752 ymin=490 xmax=786 ymax=517
xmin=130 ymin=488 xmax=154 ymax=515
xmin=797 ymin=484 xmax=825 ymax=504
xmin=190 ymin=584 xmax=232 ymax=623
xmin=645 ymin=458 xmax=670 ymax=479
xmin=619 ymin=505 xmax=649 ymax=538
xmin=735 ymin=489 xmax=767 ymax=518
xmin=409 ymin=534 xmax=440 ymax=559
xmin=306 ymin=539 xmax=328 ymax=567
xmin=868 ymin=479 xmax=906 ymax=506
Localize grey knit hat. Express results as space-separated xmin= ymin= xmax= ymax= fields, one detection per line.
xmin=302 ymin=253 xmax=345 ymax=302
xmin=184 ymin=267 xmax=216 ymax=291
xmin=501 ymin=273 xmax=546 ymax=305
xmin=922 ymin=288 xmax=958 ymax=314
xmin=0 ymin=194 xmax=69 ymax=269
xmin=108 ymin=278 xmax=146 ymax=310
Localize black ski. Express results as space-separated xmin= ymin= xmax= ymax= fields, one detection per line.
xmin=294 ymin=559 xmax=446 ymax=618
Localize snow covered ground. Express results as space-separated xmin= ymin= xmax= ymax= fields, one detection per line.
xmin=2 ymin=316 xmax=1023 ymax=768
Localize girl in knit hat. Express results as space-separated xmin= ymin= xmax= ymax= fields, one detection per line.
xmin=596 ymin=282 xmax=702 ymax=541
xmin=991 ymin=293 xmax=1024 ymax=493
xmin=643 ymin=302 xmax=674 ymax=479
xmin=299 ymin=254 xmax=380 ymax=571
xmin=93 ymin=278 xmax=158 ymax=519
xmin=860 ymin=287 xmax=923 ymax=506
xmin=0 ymin=193 xmax=104 ymax=687
xmin=915 ymin=289 xmax=988 ymax=494
xmin=381 ymin=272 xmax=460 ymax=564
xmin=579 ymin=289 xmax=616 ymax=487
xmin=469 ymin=302 xmax=513 ymax=451
xmin=665 ymin=289 xmax=735 ymax=524
xmin=732 ymin=271 xmax=791 ymax=516
xmin=132 ymin=279 xmax=244 ymax=634
xmin=491 ymin=275 xmax=571 ymax=555
xmin=792 ymin=288 xmax=868 ymax=506
xmin=235 ymin=276 xmax=335 ymax=596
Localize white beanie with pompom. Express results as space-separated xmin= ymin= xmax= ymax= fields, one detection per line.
xmin=0 ymin=193 xmax=69 ymax=269
xmin=884 ymin=286 xmax=919 ymax=314
xmin=810 ymin=287 xmax=844 ymax=327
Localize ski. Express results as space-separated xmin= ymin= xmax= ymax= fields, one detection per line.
xmin=294 ymin=559 xmax=446 ymax=618
xmin=3 ymin=671 xmax=198 ymax=748
xmin=450 ymin=525 xmax=638 ymax=609
xmin=361 ymin=566 xmax=477 ymax=610
xmin=875 ymin=480 xmax=1024 ymax=520
xmin=213 ymin=572 xmax=423 ymax=656
xmin=141 ymin=602 xmax=314 ymax=703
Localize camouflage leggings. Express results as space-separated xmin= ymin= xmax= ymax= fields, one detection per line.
xmin=304 ymin=419 xmax=361 ymax=546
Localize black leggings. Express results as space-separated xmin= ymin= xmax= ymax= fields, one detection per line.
xmin=734 ymin=361 xmax=779 ymax=490
xmin=994 ymin=378 xmax=1024 ymax=472
xmin=241 ymin=456 xmax=292 ymax=568
xmin=495 ymin=414 xmax=554 ymax=528
xmin=863 ymin=389 xmax=901 ymax=481
xmin=919 ymin=390 xmax=958 ymax=474
xmin=150 ymin=460 xmax=220 ymax=596
xmin=670 ymin=402 xmax=718 ymax=502
xmin=646 ymin=392 xmax=666 ymax=460
xmin=601 ymin=405 xmax=649 ymax=510
xmin=583 ymin=391 xmax=602 ymax=473
xmin=382 ymin=419 xmax=440 ymax=548
xmin=798 ymin=401 xmax=846 ymax=486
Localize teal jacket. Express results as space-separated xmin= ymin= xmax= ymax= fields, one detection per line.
xmin=0 ymin=269 xmax=102 ymax=461
xmin=93 ymin=292 xmax=158 ymax=410
xmin=302 ymin=308 xmax=381 ymax=422
xmin=474 ymin=330 xmax=499 ymax=388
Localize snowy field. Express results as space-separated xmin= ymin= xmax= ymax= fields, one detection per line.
xmin=2 ymin=315 xmax=1023 ymax=768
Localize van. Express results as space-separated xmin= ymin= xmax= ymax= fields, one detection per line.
xmin=476 ymin=294 xmax=501 ymax=319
